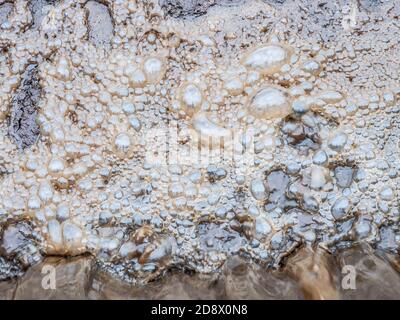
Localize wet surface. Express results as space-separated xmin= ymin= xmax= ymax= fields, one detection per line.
xmin=286 ymin=246 xmax=340 ymax=300
xmin=13 ymin=256 xmax=93 ymax=299
xmin=265 ymin=169 xmax=296 ymax=211
xmin=0 ymin=2 xmax=13 ymax=26
xmin=159 ymin=0 xmax=217 ymax=18
xmin=0 ymin=0 xmax=400 ymax=298
xmin=333 ymin=165 xmax=354 ymax=188
xmin=1 ymin=245 xmax=399 ymax=299
xmin=85 ymin=1 xmax=113 ymax=49
xmin=28 ymin=0 xmax=58 ymax=30
xmin=338 ymin=245 xmax=400 ymax=299
xmin=0 ymin=221 xmax=42 ymax=280
xmin=8 ymin=64 xmax=41 ymax=150
xmin=159 ymin=0 xmax=248 ymax=18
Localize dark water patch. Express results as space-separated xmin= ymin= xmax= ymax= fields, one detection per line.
xmin=85 ymin=1 xmax=114 ymax=49
xmin=0 ymin=2 xmax=13 ymax=25
xmin=0 ymin=221 xmax=42 ymax=280
xmin=8 ymin=64 xmax=41 ymax=150
xmin=333 ymin=166 xmax=354 ymax=188
xmin=159 ymin=0 xmax=246 ymax=18
xmin=329 ymin=160 xmax=358 ymax=189
xmin=198 ymin=222 xmax=245 ymax=254
xmin=261 ymin=0 xmax=286 ymax=5
xmin=159 ymin=0 xmax=216 ymax=18
xmin=289 ymin=208 xmax=322 ymax=235
xmin=358 ymin=0 xmax=383 ymax=12
xmin=28 ymin=0 xmax=58 ymax=30
xmin=216 ymin=0 xmax=247 ymax=6
xmin=277 ymin=0 xmax=356 ymax=44
xmin=264 ymin=169 xmax=298 ymax=212
xmin=280 ymin=114 xmax=322 ymax=154
xmin=377 ymin=226 xmax=398 ymax=253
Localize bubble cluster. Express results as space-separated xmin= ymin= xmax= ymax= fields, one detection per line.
xmin=0 ymin=0 xmax=399 ymax=283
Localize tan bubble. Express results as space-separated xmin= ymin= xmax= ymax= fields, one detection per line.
xmin=248 ymin=86 xmax=292 ymax=119
xmin=242 ymin=44 xmax=291 ymax=75
xmin=179 ymin=83 xmax=203 ymax=115
xmin=142 ymin=56 xmax=165 ymax=83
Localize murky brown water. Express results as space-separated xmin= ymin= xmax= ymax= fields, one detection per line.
xmin=1 ymin=244 xmax=399 ymax=300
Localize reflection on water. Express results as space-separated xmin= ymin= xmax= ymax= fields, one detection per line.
xmin=286 ymin=246 xmax=340 ymax=300
xmin=0 ymin=244 xmax=399 ymax=300
xmin=88 ymin=256 xmax=302 ymax=300
xmin=338 ymin=245 xmax=400 ymax=300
